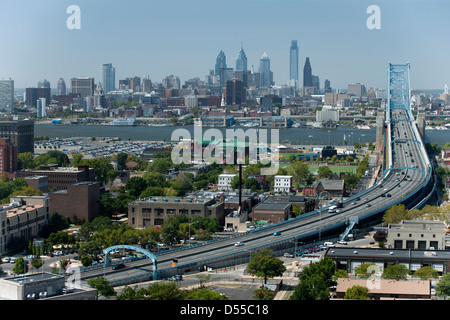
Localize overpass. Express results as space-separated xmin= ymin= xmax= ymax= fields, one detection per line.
xmin=80 ymin=62 xmax=437 ymax=284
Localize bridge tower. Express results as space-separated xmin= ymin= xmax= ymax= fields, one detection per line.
xmin=387 ymin=62 xmax=411 ymax=121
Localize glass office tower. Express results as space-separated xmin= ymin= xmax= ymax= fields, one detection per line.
xmin=289 ymin=40 xmax=299 ymax=89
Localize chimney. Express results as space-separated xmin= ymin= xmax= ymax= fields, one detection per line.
xmin=238 ymin=164 xmax=242 ymax=213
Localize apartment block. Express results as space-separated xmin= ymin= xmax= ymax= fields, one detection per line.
xmin=274 ymin=175 xmax=292 ymax=193
xmin=218 ymin=174 xmax=237 ymax=191
xmin=0 ymin=196 xmax=50 ymax=254
xmin=128 ymin=195 xmax=225 ymax=228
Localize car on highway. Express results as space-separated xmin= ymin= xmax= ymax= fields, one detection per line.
xmin=351 ymin=201 xmax=357 ymax=205
xmin=273 ymin=231 xmax=281 ymax=236
xmin=170 ymin=275 xmax=183 ymax=281
xmin=234 ymin=242 xmax=244 ymax=247
xmin=366 ymin=203 xmax=372 ymax=207
xmin=112 ymin=263 xmax=125 ymax=270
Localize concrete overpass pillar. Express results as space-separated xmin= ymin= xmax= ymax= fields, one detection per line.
xmin=416 ymin=113 xmax=426 ymax=141
xmin=375 ymin=111 xmax=385 ymax=153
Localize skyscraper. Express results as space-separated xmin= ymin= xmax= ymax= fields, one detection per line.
xmin=303 ymin=57 xmax=312 ymax=87
xmin=224 ymin=79 xmax=246 ymax=105
xmin=0 ymin=119 xmax=34 ymax=154
xmin=0 ymin=78 xmax=14 ymax=113
xmin=25 ymin=87 xmax=50 ymax=108
xmin=215 ymin=51 xmax=227 ymax=76
xmin=37 ymin=79 xmax=51 ymax=89
xmin=235 ymin=45 xmax=248 ymax=71
xmin=57 ymin=78 xmax=66 ymax=95
xmin=101 ymin=63 xmax=115 ymax=93
xmin=289 ymin=40 xmax=299 ymax=88
xmin=71 ymin=77 xmax=95 ymax=98
xmin=259 ymin=52 xmax=272 ymax=88
xmin=37 ymin=98 xmax=46 ymax=118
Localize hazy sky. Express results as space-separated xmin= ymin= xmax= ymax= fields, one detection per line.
xmin=1 ymin=0 xmax=449 ymax=90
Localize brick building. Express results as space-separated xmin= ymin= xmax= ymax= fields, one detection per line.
xmin=16 ymin=165 xmax=96 ymax=190
xmin=0 ymin=138 xmax=17 ymax=174
xmin=49 ymin=181 xmax=101 ymax=223
xmin=251 ymin=198 xmax=291 ymax=224
xmin=128 ymin=195 xmax=225 ymax=228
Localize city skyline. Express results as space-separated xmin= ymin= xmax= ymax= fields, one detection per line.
xmin=1 ymin=0 xmax=450 ymax=90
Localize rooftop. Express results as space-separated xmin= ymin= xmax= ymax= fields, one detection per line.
xmin=6 ymin=205 xmax=43 ymax=218
xmin=336 ymin=278 xmax=430 ymax=296
xmin=131 ymin=195 xmax=216 ymax=205
xmin=325 ymin=247 xmax=450 ymax=260
xmin=5 ymin=273 xmax=63 ymax=284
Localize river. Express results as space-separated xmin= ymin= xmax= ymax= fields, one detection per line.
xmin=34 ymin=124 xmax=449 ymax=146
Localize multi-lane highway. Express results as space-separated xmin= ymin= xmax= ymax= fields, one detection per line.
xmin=80 ymin=108 xmax=434 ymax=284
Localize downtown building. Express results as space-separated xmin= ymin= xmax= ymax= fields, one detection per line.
xmin=224 ymin=79 xmax=246 ymax=105
xmin=289 ymin=40 xmax=299 ymax=89
xmin=0 ymin=119 xmax=34 ymax=154
xmin=259 ymin=52 xmax=273 ymax=88
xmin=0 ymin=78 xmax=14 ymax=113
xmin=25 ymin=87 xmax=51 ymax=108
xmin=71 ymin=77 xmax=95 ymax=98
xmin=0 ymin=139 xmax=17 ymax=174
xmin=101 ymin=63 xmax=116 ymax=93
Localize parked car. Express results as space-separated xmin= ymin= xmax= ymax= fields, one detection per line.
xmin=283 ymin=253 xmax=294 ymax=258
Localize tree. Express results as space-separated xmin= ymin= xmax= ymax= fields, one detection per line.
xmin=125 ymin=176 xmax=148 ymax=198
xmin=344 ymin=285 xmax=370 ymax=300
xmin=246 ymin=249 xmax=286 ymax=284
xmin=317 ymin=166 xmax=333 ymax=179
xmin=414 ymin=266 xmax=439 ymax=280
xmin=435 ymin=273 xmax=450 ymax=299
xmin=87 ymin=277 xmax=116 ymax=299
xmin=186 ymin=288 xmax=229 ymax=300
xmin=354 ymin=263 xmax=379 ymax=280
xmin=252 ymin=286 xmax=275 ymax=300
xmin=382 ymin=264 xmax=409 ymax=280
xmin=373 ymin=230 xmax=387 ymax=242
xmin=383 ymin=204 xmax=409 ymax=224
xmin=116 ymin=282 xmax=185 ymax=300
xmin=17 ymin=152 xmax=35 ymax=169
xmin=244 ymin=177 xmax=259 ymax=192
xmin=30 ymin=258 xmax=44 ymax=271
xmin=116 ymin=152 xmax=128 ymax=171
xmin=343 ymin=173 xmax=359 ymax=191
xmin=288 ymin=161 xmax=310 ymax=187
xmin=12 ymin=257 xmax=28 ymax=275
xmin=290 ymin=257 xmax=335 ymax=300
